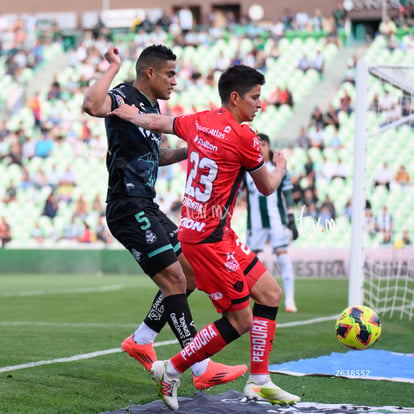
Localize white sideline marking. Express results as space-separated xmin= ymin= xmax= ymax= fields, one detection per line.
xmin=0 ymin=285 xmax=123 ymax=297
xmin=0 ymin=316 xmax=337 ymax=374
xmin=0 ymin=321 xmax=138 ymax=328
xmin=0 ymin=340 xmax=177 ymax=374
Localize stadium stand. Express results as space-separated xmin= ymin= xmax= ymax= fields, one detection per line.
xmin=0 ymin=8 xmax=413 ymax=250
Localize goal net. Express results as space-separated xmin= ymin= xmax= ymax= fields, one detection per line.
xmin=349 ymin=61 xmax=414 ymax=320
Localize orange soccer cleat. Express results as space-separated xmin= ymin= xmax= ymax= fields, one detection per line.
xmin=192 ymin=360 xmax=248 ymax=390
xmin=121 ymin=334 xmax=156 ymax=371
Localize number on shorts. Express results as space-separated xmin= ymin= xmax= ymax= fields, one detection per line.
xmin=135 ymin=211 xmax=150 ymax=230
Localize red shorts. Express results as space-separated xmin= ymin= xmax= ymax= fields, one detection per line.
xmin=181 ymin=231 xmax=267 ymax=313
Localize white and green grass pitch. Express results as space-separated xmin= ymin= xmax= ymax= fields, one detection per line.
xmin=0 ymin=274 xmax=412 ymax=413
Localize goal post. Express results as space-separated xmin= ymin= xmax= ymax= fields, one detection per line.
xmin=349 ymin=60 xmax=369 ymax=307
xmin=349 ymin=60 xmax=414 ymax=319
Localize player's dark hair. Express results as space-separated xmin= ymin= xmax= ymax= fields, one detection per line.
xmin=136 ymin=45 xmax=176 ymax=76
xmin=218 ymin=65 xmax=265 ymax=104
xmin=258 ymin=133 xmax=274 ymax=165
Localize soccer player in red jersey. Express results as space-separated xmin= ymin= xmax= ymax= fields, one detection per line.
xmin=110 ymin=64 xmax=300 ymax=410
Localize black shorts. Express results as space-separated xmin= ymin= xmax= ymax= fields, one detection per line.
xmin=106 ymin=199 xmax=181 ymax=277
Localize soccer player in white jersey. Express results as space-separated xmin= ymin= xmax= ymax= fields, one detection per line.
xmin=244 ymin=133 xmax=299 ymax=312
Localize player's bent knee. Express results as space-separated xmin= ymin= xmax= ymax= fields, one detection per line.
xmin=153 ymin=262 xmax=187 ymax=295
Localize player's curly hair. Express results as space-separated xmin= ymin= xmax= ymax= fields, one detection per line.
xmin=218 ymin=65 xmax=265 ymax=104
xmin=135 ymin=44 xmax=177 ymax=76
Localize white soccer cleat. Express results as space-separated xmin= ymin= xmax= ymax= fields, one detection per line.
xmin=151 ymin=360 xmax=180 ymax=411
xmin=244 ymin=380 xmax=300 ymax=405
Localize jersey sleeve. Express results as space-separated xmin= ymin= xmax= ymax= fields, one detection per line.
xmin=239 ymin=126 xmax=264 ymax=172
xmin=173 ymin=113 xmax=197 ymax=143
xmin=107 ymin=85 xmax=127 ymax=111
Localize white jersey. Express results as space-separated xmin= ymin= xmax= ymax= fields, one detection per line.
xmin=244 ymin=162 xmax=293 ymax=251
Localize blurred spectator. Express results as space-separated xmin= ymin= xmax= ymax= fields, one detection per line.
xmin=47 ymin=163 xmax=62 ymax=190
xmin=281 ymin=8 xmax=294 ymax=30
xmin=28 ymin=91 xmax=42 ymax=130
xmin=310 ymin=106 xmax=325 ymax=128
xmin=34 ymin=133 xmax=54 ymax=158
xmin=0 ymin=216 xmax=12 ymax=248
xmin=374 ymin=161 xmax=393 ymax=191
xmin=60 ymin=215 xmax=82 ymax=242
xmin=60 ymin=165 xmax=77 ymax=187
xmin=31 ymin=220 xmax=46 ymax=243
xmin=331 ymin=158 xmax=348 ymax=180
xmin=47 ymin=80 xmax=62 ymax=101
xmin=302 ymin=176 xmax=318 ymax=204
xmin=291 ymin=175 xmax=303 ymax=205
xmin=296 ymin=126 xmax=311 ymax=150
xmin=78 ymin=221 xmax=95 ymax=243
xmin=3 ymin=179 xmax=17 ymax=204
xmin=395 ymin=6 xmax=409 ymax=29
xmin=332 ymin=1 xmax=348 ymax=31
xmin=338 ymin=90 xmax=353 ymax=114
xmin=365 ymin=208 xmax=376 ymax=238
xmin=319 ymin=156 xmax=336 ymax=181
xmin=6 ymin=133 xmax=22 ymax=166
xmin=0 ymin=134 xmax=9 ymax=162
xmin=295 ymin=9 xmax=309 ymax=31
xmin=91 ymin=193 xmax=104 ymax=214
xmin=22 ymin=136 xmax=36 ymax=162
xmin=311 ymin=9 xmax=324 ymax=32
xmin=394 ymin=164 xmax=410 ymax=188
xmin=309 ymin=124 xmax=325 ymax=151
xmin=297 ymin=53 xmax=310 ymax=72
xmin=311 ymin=50 xmax=325 ymax=78
xmin=279 ymin=86 xmax=294 ymax=107
xmin=302 ymin=189 xmax=318 ymax=219
xmin=303 ymin=154 xmax=316 ymax=178
xmin=324 ymin=105 xmax=340 ymax=129
xmin=32 ymin=166 xmax=49 ymax=189
xmin=379 ymin=16 xmax=397 ymax=39
xmin=320 ymin=194 xmax=336 ymax=220
xmin=394 ymin=229 xmax=411 ymax=248
xmin=266 ymin=86 xmax=282 ymax=107
xmin=381 ymin=230 xmax=393 ymax=245
xmin=342 ymin=197 xmax=352 ymax=223
xmin=375 ymin=205 xmax=393 ymax=235
xmin=178 ymin=6 xmax=194 ymax=37
xmin=42 ymin=192 xmax=59 ymax=219
xmin=73 ymin=194 xmax=89 ymax=220
xmin=319 ymin=204 xmax=334 ymax=227
xmin=343 ymin=58 xmax=356 ymax=84
xmin=270 ymin=18 xmax=285 ymax=39
xmin=96 ymin=215 xmax=112 ymax=245
xmin=328 ymin=127 xmax=343 ymax=149
xmin=19 ymin=167 xmax=34 ymax=191
xmin=378 ymin=90 xmax=397 ymax=112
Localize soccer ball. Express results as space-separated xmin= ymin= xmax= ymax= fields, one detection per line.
xmin=335 ymin=305 xmax=382 ymax=350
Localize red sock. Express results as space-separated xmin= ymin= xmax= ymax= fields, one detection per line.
xmin=250 ymin=316 xmax=276 ymax=375
xmin=170 ymin=322 xmax=227 ymax=373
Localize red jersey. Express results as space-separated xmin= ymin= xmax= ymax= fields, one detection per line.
xmin=173 ymin=108 xmax=264 ymax=244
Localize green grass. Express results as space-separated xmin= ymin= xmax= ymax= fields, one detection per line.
xmin=0 ymin=274 xmax=413 ymax=413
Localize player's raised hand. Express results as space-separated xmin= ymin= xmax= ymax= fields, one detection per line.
xmin=272 ymin=149 xmax=287 ymax=173
xmin=104 ymin=47 xmax=121 ymax=67
xmin=109 ymin=104 xmax=138 ymax=122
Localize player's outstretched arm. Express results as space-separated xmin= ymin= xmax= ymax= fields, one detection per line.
xmin=159 ymin=147 xmax=188 ymax=166
xmin=109 ymin=104 xmax=175 ymax=134
xmin=250 ymin=150 xmax=287 ymax=196
xmin=82 ymin=47 xmax=121 ymax=118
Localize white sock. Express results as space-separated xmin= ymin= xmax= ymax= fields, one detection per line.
xmin=133 ymin=322 xmax=158 ymax=345
xmin=166 ymin=359 xmax=182 ymax=378
xmin=191 ymin=358 xmax=209 ymax=376
xmin=248 ymin=374 xmax=270 ymax=385
xmin=277 ymin=253 xmax=296 ymax=307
